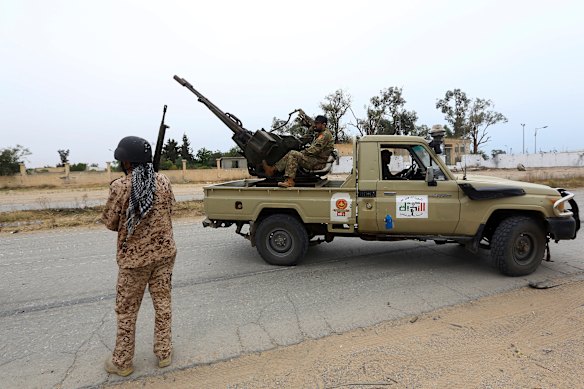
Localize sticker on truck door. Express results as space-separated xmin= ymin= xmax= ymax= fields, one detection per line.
xmin=330 ymin=193 xmax=352 ymax=222
xmin=396 ymin=195 xmax=428 ymax=218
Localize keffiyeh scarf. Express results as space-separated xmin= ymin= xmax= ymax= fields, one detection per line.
xmin=125 ymin=163 xmax=156 ymax=237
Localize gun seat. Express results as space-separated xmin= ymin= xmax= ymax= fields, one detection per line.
xmin=301 ymin=149 xmax=339 ymax=176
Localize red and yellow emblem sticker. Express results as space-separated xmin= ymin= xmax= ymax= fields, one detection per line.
xmin=336 ymin=198 xmax=348 ymax=210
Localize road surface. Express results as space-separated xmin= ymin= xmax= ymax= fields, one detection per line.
xmin=0 ymin=214 xmax=582 ymax=388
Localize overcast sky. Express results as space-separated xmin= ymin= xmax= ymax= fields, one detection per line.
xmin=1 ymin=0 xmax=583 ymax=167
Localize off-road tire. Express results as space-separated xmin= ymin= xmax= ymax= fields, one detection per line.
xmin=491 ymin=216 xmax=545 ymax=276
xmin=255 ymin=214 xmax=309 ymax=266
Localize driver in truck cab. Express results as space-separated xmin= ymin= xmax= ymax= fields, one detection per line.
xmin=381 ymin=150 xmax=396 ymax=180
xmin=262 ymin=115 xmax=334 ymax=188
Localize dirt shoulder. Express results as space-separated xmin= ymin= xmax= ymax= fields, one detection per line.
xmin=111 ymin=277 xmax=584 ymax=388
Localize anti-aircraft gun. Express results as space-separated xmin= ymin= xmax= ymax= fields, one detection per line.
xmin=174 ymin=75 xmax=312 ymax=177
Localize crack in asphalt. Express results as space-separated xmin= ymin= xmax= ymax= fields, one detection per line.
xmin=285 ymin=292 xmax=307 ymax=339
xmin=56 ymin=310 xmax=109 ymax=389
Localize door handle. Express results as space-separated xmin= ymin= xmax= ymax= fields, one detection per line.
xmin=383 ymin=192 xmax=396 ymax=196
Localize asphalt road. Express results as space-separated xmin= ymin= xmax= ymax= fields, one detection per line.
xmin=1 ymin=211 xmax=583 ymax=389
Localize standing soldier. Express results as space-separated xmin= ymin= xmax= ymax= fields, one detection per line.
xmin=102 ymin=136 xmax=177 ymax=376
xmin=262 ymin=115 xmax=334 ymax=187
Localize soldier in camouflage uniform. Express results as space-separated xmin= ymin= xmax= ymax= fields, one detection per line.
xmin=102 ymin=136 xmax=177 ymax=377
xmin=263 ymin=115 xmax=334 ymax=187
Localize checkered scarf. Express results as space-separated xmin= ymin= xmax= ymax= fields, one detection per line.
xmin=125 ymin=163 xmax=156 ymax=237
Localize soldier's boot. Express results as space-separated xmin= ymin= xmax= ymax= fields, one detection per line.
xmin=261 ymin=160 xmax=276 ymax=177
xmin=278 ymin=177 xmax=295 ymax=188
xmin=104 ymin=358 xmax=134 ymax=377
xmin=159 ymin=354 xmax=172 ymax=368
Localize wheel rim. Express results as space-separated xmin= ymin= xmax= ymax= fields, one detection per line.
xmin=513 ymin=232 xmax=536 ymax=264
xmin=266 ymin=228 xmax=294 ymax=257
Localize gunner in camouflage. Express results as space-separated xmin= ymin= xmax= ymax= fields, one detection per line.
xmin=263 ymin=115 xmax=334 ymax=187
xmin=102 ymin=136 xmax=177 ymax=377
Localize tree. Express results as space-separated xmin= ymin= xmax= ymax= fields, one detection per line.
xmin=436 ymin=89 xmax=470 ymax=138
xmin=468 ymin=99 xmax=508 ymax=154
xmin=319 ymin=89 xmax=352 ymax=143
xmin=270 ymin=115 xmax=309 ymax=138
xmin=491 ymin=149 xmax=506 ymax=158
xmin=195 ymin=147 xmax=213 ymax=167
xmin=0 ymin=145 xmax=31 ymax=176
xmin=223 ymin=146 xmax=243 ymax=157
xmin=350 ymin=87 xmax=418 ymax=136
xmin=57 ymin=149 xmax=70 ymax=167
xmin=180 ymin=133 xmax=195 ymax=162
xmin=410 ymin=124 xmax=430 ymax=138
xmin=436 ymin=89 xmax=507 ymax=154
xmin=161 ymin=138 xmax=180 ymax=166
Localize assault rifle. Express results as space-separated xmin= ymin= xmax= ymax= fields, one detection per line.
xmin=153 ymin=105 xmax=169 ymax=172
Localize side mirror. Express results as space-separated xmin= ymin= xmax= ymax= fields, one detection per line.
xmin=425 ymin=168 xmax=437 ymax=186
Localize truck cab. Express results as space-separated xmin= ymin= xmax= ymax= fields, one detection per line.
xmin=355 ymin=136 xmax=460 ymax=235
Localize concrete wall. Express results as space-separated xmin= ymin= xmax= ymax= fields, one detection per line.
xmin=331 ymin=150 xmax=584 ymax=174
xmin=0 ymin=168 xmax=251 ymax=188
xmin=459 ymin=151 xmax=584 ymax=169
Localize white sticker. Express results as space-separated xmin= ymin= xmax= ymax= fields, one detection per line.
xmin=330 ymin=193 xmax=352 ymax=222
xmin=396 ymin=195 xmax=428 ymax=218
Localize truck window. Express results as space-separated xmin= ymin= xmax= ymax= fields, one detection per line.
xmin=411 ymin=145 xmax=447 ymax=181
xmin=380 ymin=145 xmax=447 ymax=181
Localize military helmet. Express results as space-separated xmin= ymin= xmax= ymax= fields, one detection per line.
xmin=114 ymin=136 xmax=152 ymax=163
xmin=314 ymin=115 xmax=328 ymax=124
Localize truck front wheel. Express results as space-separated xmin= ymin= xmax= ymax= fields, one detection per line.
xmin=255 ymin=214 xmax=309 ymax=266
xmin=491 ymin=216 xmax=545 ymax=276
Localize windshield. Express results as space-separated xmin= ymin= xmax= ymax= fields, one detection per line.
xmin=412 ymin=145 xmax=447 ymax=180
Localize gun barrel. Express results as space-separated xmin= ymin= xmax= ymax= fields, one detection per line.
xmin=173 ymin=75 xmax=247 ymax=136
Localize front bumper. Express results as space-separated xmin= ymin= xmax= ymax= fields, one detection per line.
xmin=546 ymin=216 xmax=578 ymax=240
xmin=551 ymin=189 xmax=580 ymax=239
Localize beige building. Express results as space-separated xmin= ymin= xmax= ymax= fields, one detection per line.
xmin=443 ymin=138 xmax=471 ymax=165
xmin=216 ymin=156 xmax=248 ymax=169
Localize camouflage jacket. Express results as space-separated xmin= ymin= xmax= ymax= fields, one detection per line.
xmin=303 ymin=129 xmax=334 ymax=163
xmin=102 ymin=172 xmax=176 ymax=269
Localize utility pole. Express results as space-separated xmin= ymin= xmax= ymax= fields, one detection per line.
xmin=534 ymin=125 xmax=548 ymax=153
xmin=521 ymin=123 xmax=526 ymax=154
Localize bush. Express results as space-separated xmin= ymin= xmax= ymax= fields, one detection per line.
xmin=70 ymin=163 xmax=87 ymax=172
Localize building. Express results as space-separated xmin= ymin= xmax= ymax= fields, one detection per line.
xmin=443 ymin=138 xmax=471 ymax=166
xmin=216 ymin=156 xmax=248 ymax=169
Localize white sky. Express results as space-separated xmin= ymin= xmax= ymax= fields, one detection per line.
xmin=1 ymin=0 xmax=583 ymax=167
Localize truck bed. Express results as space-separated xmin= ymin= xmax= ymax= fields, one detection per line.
xmin=203 ymin=178 xmax=355 ymax=224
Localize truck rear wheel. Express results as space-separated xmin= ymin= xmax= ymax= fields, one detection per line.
xmin=491 ymin=216 xmax=545 ymax=276
xmin=255 ymin=214 xmax=309 ymax=266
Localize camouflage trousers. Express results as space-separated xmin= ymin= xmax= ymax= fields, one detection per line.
xmin=112 ymin=258 xmax=175 ymax=369
xmin=274 ymin=150 xmax=326 ymax=179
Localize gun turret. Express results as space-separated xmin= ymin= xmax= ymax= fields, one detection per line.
xmin=174 ymin=75 xmax=302 ymax=176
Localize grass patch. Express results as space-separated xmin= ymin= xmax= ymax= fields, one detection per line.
xmin=0 ymin=183 xmax=110 ymax=191
xmin=0 ymin=201 xmax=205 ymax=233
xmin=523 ymin=175 xmax=583 ymax=189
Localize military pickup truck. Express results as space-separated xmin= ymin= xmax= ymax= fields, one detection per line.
xmin=202 ymin=134 xmax=579 ymax=276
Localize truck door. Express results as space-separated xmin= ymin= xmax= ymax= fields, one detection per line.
xmin=375 ymin=145 xmax=461 ymax=234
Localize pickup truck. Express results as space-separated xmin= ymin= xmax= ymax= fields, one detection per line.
xmin=202 ymin=135 xmax=579 ymax=276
